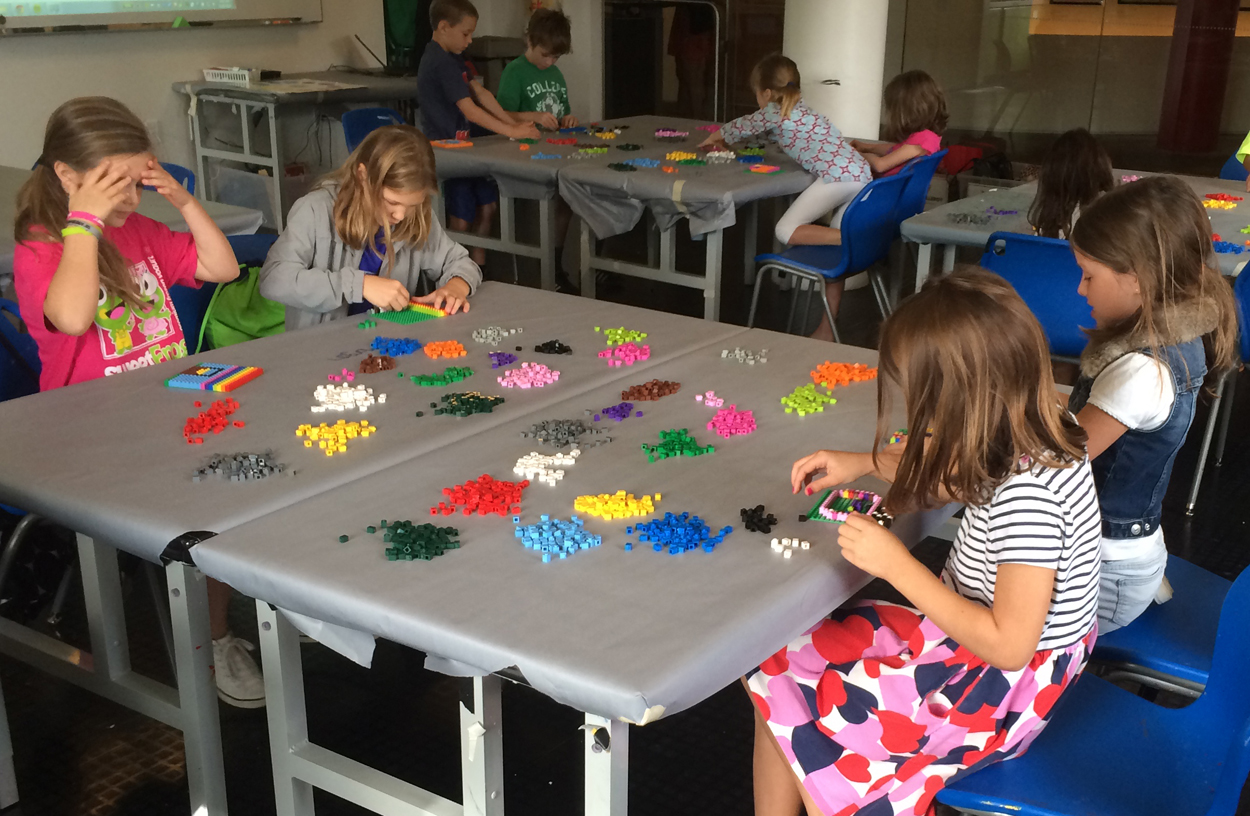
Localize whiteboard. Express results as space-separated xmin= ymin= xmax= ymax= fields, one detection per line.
xmin=0 ymin=0 xmax=322 ymax=34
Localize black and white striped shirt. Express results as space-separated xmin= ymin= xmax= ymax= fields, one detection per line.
xmin=942 ymin=456 xmax=1102 ymax=651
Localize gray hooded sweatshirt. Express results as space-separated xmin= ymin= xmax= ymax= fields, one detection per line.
xmin=259 ymin=183 xmax=482 ymax=330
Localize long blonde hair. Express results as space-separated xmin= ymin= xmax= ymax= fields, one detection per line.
xmin=325 ymin=125 xmax=437 ymax=275
xmin=1070 ymin=175 xmax=1238 ymax=389
xmin=750 ymin=54 xmax=802 ymax=121
xmin=15 ymin=97 xmax=151 ymax=310
xmin=875 ymin=268 xmax=1087 ymax=513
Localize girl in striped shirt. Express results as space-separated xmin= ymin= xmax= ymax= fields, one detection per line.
xmin=748 ymin=268 xmax=1102 ymax=816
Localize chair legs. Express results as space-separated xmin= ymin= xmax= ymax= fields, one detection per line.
xmin=1187 ymin=371 xmax=1231 ymax=514
xmin=1213 ymin=371 xmax=1238 ymax=468
xmin=749 ymin=264 xmax=842 ymax=342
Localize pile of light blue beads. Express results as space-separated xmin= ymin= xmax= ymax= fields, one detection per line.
xmin=514 ymin=514 xmax=603 ymax=562
xmin=623 ymin=157 xmax=661 ymax=169
xmin=626 ymin=511 xmax=733 ymax=554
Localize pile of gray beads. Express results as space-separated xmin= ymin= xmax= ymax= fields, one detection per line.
xmin=192 ymin=451 xmax=288 ymax=483
xmin=722 ymin=347 xmax=768 ymax=365
xmin=520 ymin=418 xmax=611 ymax=449
xmin=471 ymin=326 xmax=522 ymax=346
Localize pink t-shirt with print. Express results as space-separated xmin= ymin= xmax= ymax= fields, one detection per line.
xmin=14 ymin=213 xmax=200 ymax=391
xmin=881 ymin=129 xmax=942 ymax=176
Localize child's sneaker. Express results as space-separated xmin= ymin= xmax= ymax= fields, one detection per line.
xmin=212 ymin=631 xmax=266 ymax=709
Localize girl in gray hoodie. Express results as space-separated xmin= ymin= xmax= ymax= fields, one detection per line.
xmin=260 ymin=125 xmax=481 ymax=330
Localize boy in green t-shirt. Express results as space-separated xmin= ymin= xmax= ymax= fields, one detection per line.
xmin=499 ymin=7 xmax=581 ymax=290
xmin=1237 ymin=129 xmax=1250 ymax=192
xmin=498 ymin=8 xmax=578 ymax=131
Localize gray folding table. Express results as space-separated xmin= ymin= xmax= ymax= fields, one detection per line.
xmin=553 ymin=116 xmax=816 ymax=321
xmin=901 ymin=171 xmax=1250 ymax=292
xmin=0 ymin=282 xmax=743 ymax=815
xmin=190 ymin=326 xmax=954 ymax=816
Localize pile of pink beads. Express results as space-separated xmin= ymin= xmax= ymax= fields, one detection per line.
xmin=328 ymin=368 xmax=356 ymax=383
xmin=695 ymin=390 xmax=724 ymax=408
xmin=599 ymin=343 xmax=651 ymax=367
xmin=497 ymin=362 xmax=560 ymax=389
xmin=655 ymin=128 xmax=689 ymax=138
xmin=707 ymin=405 xmax=756 ymax=438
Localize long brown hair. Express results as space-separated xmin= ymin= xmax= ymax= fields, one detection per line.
xmin=1028 ymin=129 xmax=1114 ymax=239
xmin=325 ymin=125 xmax=437 ymax=275
xmin=1070 ymin=175 xmax=1238 ymax=388
xmin=882 ymin=70 xmax=948 ymax=142
xmin=875 ymin=268 xmax=1087 ymax=513
xmin=15 ymin=96 xmax=151 ymax=310
xmin=750 ymin=54 xmax=802 ymax=121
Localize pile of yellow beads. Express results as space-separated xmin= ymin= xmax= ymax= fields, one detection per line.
xmin=297 ymin=419 xmax=376 ymax=456
xmin=1203 ymin=200 xmax=1237 ymax=210
xmin=665 ymin=151 xmax=698 ymax=162
xmin=574 ymin=489 xmax=659 ymax=520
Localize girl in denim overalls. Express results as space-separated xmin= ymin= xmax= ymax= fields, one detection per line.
xmin=1068 ymin=175 xmax=1238 ymax=632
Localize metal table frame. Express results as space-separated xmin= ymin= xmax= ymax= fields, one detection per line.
xmin=435 ymin=192 xmax=559 ymax=293
xmin=0 ymin=532 xmax=226 ymax=814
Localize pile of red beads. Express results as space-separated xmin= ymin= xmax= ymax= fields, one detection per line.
xmin=598 ymin=342 xmax=651 ymax=367
xmin=707 ymin=404 xmax=757 ymax=438
xmin=183 ymin=398 xmax=243 ymax=444
xmin=431 ymin=474 xmax=528 ymax=517
xmin=497 ymin=362 xmax=560 ymax=389
xmin=1206 ymin=193 xmax=1243 ymax=202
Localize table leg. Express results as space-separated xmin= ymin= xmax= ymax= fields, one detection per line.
xmin=460 ymin=676 xmax=504 ymax=816
xmin=257 ymin=601 xmax=316 ymax=816
xmin=266 ymin=102 xmax=285 ymax=231
xmin=941 ymin=243 xmax=956 ymax=273
xmin=704 ymin=228 xmax=724 ymax=322
xmin=743 ymin=201 xmax=759 ymax=287
xmin=583 ymin=714 xmax=628 ymax=816
xmin=914 ymin=243 xmax=932 ymax=294
xmin=78 ymin=534 xmax=131 ymax=682
xmin=167 ymin=560 xmax=228 ymax=816
xmin=538 ymin=198 xmax=557 ymax=292
xmin=580 ymin=219 xmax=596 ymax=300
xmin=0 ymin=674 xmax=17 ymax=810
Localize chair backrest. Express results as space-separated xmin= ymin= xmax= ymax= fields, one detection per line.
xmin=0 ymin=299 xmax=41 ymax=402
xmin=227 ymin=232 xmax=280 ymax=268
xmin=1218 ymin=154 xmax=1248 ymax=183
xmin=342 ymin=108 xmax=406 ymax=153
xmin=169 ymin=282 xmax=218 ymax=354
xmin=159 ymin=162 xmax=196 ymax=196
xmin=1235 ymin=267 xmax=1250 ymax=364
xmin=1187 ymin=565 xmax=1250 ymax=816
xmin=979 ymin=232 xmax=1092 ymax=358
xmin=893 ymin=148 xmax=948 ymax=225
xmin=839 ymin=173 xmax=910 ymax=276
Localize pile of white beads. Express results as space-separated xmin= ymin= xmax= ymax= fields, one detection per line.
xmin=722 ymin=347 xmax=768 ymax=365
xmin=771 ymin=537 xmax=810 ymax=560
xmin=513 ymin=450 xmax=579 ymax=486
xmin=311 ymin=383 xmax=385 ymax=413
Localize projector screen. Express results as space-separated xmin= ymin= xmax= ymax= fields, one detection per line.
xmin=0 ymin=0 xmax=322 ymax=33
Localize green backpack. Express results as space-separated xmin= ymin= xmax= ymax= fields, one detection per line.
xmin=195 ymin=265 xmax=285 ymax=352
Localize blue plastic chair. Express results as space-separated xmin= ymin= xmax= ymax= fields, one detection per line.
xmin=747 ymin=173 xmax=910 ymax=342
xmin=0 ymin=299 xmax=39 ymax=404
xmin=892 ymin=149 xmax=948 ymax=226
xmin=979 ymin=232 xmax=1092 ymax=360
xmin=936 ymin=564 xmax=1250 ymax=816
xmin=1092 ymin=555 xmax=1230 ymax=697
xmin=342 ymin=108 xmax=405 ymax=153
xmin=170 ymin=233 xmax=278 ymax=354
xmin=1218 ymin=153 xmax=1248 ymax=183
xmin=143 ymin=162 xmax=195 ymax=196
xmin=226 ymin=232 xmax=279 ymax=267
xmin=1186 ymin=264 xmax=1250 ymax=512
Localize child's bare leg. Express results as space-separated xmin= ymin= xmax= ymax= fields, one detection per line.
xmin=787 ymin=224 xmax=842 ymax=246
xmin=466 ymin=202 xmax=496 ymax=268
xmin=809 ymin=278 xmax=846 ymax=342
xmin=750 ymin=689 xmax=808 ymax=816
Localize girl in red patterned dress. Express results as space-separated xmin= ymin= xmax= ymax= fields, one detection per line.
xmin=749 ymin=268 xmax=1102 ymax=816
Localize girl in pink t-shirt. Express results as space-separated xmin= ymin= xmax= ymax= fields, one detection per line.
xmin=852 ymin=70 xmax=948 ymax=178
xmin=13 ymin=97 xmax=263 ymax=709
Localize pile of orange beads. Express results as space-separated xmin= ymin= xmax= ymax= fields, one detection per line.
xmin=424 ymin=340 xmax=468 ymax=359
xmin=810 ymin=361 xmax=878 ymax=389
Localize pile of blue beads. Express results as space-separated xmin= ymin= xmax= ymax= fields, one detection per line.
xmin=627 ymin=511 xmax=733 ymax=554
xmin=514 ymin=514 xmax=603 ymax=563
xmin=371 ymin=336 xmax=423 ymax=356
xmin=623 ymin=157 xmax=661 ymax=169
xmin=1213 ymin=240 xmax=1245 ymax=255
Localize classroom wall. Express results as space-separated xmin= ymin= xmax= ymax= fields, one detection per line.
xmin=0 ymin=0 xmax=386 ymax=171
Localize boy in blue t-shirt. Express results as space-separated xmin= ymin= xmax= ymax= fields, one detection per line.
xmin=418 ymin=0 xmax=539 ymax=266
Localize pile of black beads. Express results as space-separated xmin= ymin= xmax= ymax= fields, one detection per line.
xmin=741 ymin=505 xmax=778 ymax=534
xmin=534 ymin=339 xmax=573 ymax=355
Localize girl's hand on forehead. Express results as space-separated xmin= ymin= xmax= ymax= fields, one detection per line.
xmin=140 ymin=160 xmax=193 ymax=209
xmin=66 ymin=160 xmax=133 ymax=221
xmin=836 ymin=513 xmax=909 ymax=582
